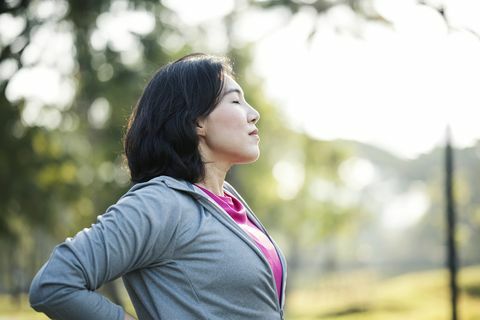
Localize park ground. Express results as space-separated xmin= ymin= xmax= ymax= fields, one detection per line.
xmin=1 ymin=265 xmax=479 ymax=320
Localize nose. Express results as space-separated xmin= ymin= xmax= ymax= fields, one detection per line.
xmin=247 ymin=104 xmax=260 ymax=124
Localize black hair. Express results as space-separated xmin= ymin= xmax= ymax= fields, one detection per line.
xmin=124 ymin=53 xmax=233 ymax=184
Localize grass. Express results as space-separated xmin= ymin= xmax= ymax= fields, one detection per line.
xmin=1 ymin=265 xmax=479 ymax=319
xmin=0 ymin=295 xmax=47 ymax=320
xmin=286 ymin=265 xmax=480 ymax=320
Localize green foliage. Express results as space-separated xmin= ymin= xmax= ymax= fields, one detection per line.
xmin=0 ymin=0 xmax=183 ymax=241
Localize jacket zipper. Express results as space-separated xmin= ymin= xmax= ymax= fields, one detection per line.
xmin=222 ymin=184 xmax=288 ymax=311
xmin=159 ymin=177 xmax=286 ymax=317
xmin=197 ymin=197 xmax=284 ymax=317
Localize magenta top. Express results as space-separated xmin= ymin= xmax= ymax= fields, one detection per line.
xmin=196 ymin=184 xmax=283 ymax=302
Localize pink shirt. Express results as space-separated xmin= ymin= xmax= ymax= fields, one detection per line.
xmin=196 ymin=185 xmax=283 ymax=302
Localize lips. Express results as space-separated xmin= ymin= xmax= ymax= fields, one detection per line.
xmin=249 ymin=129 xmax=259 ymax=135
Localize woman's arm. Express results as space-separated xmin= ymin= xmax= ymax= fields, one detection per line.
xmin=29 ymin=184 xmax=179 ymax=319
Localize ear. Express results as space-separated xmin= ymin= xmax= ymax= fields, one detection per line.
xmin=196 ymin=118 xmax=206 ymax=137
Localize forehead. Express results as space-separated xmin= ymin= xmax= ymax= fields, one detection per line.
xmin=222 ymin=75 xmax=243 ymax=95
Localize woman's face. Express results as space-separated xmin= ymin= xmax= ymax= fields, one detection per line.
xmin=197 ymin=75 xmax=260 ymax=166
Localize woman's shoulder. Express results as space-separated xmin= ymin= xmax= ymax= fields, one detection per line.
xmin=116 ymin=175 xmax=198 ymax=211
xmin=125 ymin=175 xmax=175 ymax=195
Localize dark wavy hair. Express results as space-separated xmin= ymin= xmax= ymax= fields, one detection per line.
xmin=124 ymin=53 xmax=233 ymax=184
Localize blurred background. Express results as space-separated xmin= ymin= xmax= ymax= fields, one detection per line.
xmin=1 ymin=0 xmax=480 ymax=319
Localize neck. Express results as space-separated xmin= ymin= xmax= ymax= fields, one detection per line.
xmin=197 ymin=162 xmax=231 ymax=196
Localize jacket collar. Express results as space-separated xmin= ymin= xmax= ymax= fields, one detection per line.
xmin=152 ymin=175 xmax=236 ymax=200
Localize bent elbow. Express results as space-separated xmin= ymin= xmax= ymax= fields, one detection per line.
xmin=29 ymin=268 xmax=50 ymax=311
xmin=28 ymin=265 xmax=62 ymax=313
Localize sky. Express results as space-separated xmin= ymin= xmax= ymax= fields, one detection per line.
xmin=166 ymin=0 xmax=480 ymax=159
xmin=251 ymin=1 xmax=480 ymax=159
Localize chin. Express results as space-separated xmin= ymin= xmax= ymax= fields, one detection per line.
xmin=237 ymin=150 xmax=260 ymax=164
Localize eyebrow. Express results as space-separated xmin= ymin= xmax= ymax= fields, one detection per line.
xmin=223 ymin=88 xmax=243 ymax=97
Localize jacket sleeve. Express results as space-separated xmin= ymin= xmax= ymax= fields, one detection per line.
xmin=29 ymin=183 xmax=180 ymax=320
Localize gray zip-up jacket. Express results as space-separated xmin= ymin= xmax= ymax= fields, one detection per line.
xmin=29 ymin=176 xmax=287 ymax=319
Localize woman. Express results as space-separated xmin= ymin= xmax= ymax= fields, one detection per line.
xmin=29 ymin=53 xmax=286 ymax=320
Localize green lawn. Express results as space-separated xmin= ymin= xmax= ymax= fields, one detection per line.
xmin=0 ymin=295 xmax=47 ymax=320
xmin=286 ymin=265 xmax=480 ymax=320
xmin=1 ymin=265 xmax=479 ymax=319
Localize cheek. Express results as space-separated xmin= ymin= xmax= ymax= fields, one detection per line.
xmin=209 ymin=109 xmax=244 ymax=132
